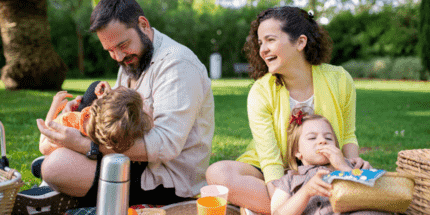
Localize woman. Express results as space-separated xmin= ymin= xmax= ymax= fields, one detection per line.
xmin=206 ymin=6 xmax=370 ymax=214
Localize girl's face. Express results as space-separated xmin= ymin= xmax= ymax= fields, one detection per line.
xmin=295 ymin=119 xmax=337 ymax=166
xmin=257 ymin=18 xmax=301 ymax=75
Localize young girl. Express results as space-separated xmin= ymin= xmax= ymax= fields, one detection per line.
xmin=268 ymin=107 xmax=390 ymax=215
xmin=39 ymin=81 xmax=152 ymax=155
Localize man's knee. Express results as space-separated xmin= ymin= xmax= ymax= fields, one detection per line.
xmin=41 ymin=149 xmax=67 ymax=180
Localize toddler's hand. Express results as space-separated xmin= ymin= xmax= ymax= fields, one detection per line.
xmin=303 ymin=169 xmax=332 ymax=198
xmin=63 ymin=96 xmax=82 ymax=113
xmin=49 ymin=91 xmax=73 ymax=121
xmin=52 ymin=91 xmax=73 ymax=106
xmin=95 ymin=81 xmax=111 ymax=98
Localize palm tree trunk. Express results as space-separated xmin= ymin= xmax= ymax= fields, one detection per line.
xmin=0 ymin=0 xmax=67 ymax=90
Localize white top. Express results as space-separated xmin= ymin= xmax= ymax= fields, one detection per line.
xmin=289 ymin=95 xmax=314 ymax=112
xmin=114 ymin=28 xmax=215 ymax=198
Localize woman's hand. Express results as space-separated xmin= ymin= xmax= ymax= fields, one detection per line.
xmin=318 ymin=145 xmax=351 ymax=171
xmin=348 ymin=157 xmax=372 ymax=169
xmin=302 ymin=169 xmax=332 ymax=198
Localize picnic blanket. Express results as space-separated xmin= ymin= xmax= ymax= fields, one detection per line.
xmin=64 ymin=204 xmax=164 ymax=215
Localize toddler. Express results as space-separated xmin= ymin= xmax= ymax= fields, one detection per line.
xmin=39 ymin=81 xmax=152 ymax=155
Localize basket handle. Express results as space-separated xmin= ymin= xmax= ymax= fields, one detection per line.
xmin=4 ymin=168 xmax=17 ymax=180
xmin=0 ymin=121 xmax=9 ymax=169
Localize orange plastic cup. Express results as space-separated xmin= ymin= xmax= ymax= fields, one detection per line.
xmin=197 ymin=196 xmax=227 ymax=215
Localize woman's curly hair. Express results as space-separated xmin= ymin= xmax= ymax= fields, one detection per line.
xmin=243 ymin=6 xmax=333 ymax=84
xmin=86 ymin=86 xmax=152 ymax=153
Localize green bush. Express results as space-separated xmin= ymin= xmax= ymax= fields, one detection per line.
xmin=391 ymin=57 xmax=425 ymax=80
xmin=341 ymin=59 xmax=371 ymax=78
xmin=327 ymin=3 xmax=420 ymax=66
xmin=341 ymin=56 xmax=427 ymax=81
xmin=366 ymin=57 xmax=394 ymax=79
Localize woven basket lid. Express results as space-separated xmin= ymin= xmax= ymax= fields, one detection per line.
xmin=161 ymin=200 xmax=240 ymax=215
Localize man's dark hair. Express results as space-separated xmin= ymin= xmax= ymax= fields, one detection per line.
xmin=90 ymin=0 xmax=145 ymax=32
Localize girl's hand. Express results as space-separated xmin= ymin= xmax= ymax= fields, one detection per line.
xmin=95 ymin=81 xmax=111 ymax=99
xmin=303 ymin=169 xmax=332 ymax=198
xmin=318 ymin=145 xmax=351 ymax=171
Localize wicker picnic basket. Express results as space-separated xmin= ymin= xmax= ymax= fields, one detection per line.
xmin=0 ymin=121 xmax=24 ymax=215
xmin=396 ymin=149 xmax=430 ymax=215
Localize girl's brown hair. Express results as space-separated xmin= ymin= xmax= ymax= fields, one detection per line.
xmin=243 ymin=6 xmax=333 ymax=84
xmin=286 ymin=106 xmax=339 ymax=171
xmin=86 ymin=86 xmax=152 ymax=153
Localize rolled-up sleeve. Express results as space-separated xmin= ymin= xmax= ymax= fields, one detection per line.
xmin=144 ymin=58 xmax=204 ymax=163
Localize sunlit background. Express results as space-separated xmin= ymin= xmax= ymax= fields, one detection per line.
xmin=216 ymin=0 xmax=422 ymax=24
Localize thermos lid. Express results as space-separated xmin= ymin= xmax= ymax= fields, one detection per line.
xmin=100 ymin=153 xmax=130 ymax=182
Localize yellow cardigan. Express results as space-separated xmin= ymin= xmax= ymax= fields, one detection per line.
xmin=236 ymin=64 xmax=358 ymax=183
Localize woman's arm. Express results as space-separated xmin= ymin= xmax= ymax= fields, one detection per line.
xmin=343 ymin=143 xmax=371 ymax=169
xmin=247 ymin=82 xmax=285 ymax=183
xmin=342 ymin=142 xmax=359 ymax=158
xmin=340 ymin=70 xmax=371 ymax=169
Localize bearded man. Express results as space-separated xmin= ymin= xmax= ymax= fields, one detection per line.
xmin=14 ymin=0 xmax=214 ymax=213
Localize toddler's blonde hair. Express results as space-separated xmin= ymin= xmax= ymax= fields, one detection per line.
xmin=87 ymin=86 xmax=152 ymax=153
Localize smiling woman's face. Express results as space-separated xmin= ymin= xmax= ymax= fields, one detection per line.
xmin=257 ymin=18 xmax=300 ymax=75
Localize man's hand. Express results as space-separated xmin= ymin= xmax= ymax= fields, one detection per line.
xmin=62 ymin=96 xmax=83 ymax=113
xmin=348 ymin=157 xmax=372 ymax=169
xmin=37 ymin=119 xmax=85 ymax=151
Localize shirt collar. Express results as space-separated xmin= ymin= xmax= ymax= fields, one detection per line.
xmin=151 ymin=27 xmax=163 ymax=63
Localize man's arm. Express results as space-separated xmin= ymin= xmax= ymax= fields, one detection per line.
xmin=37 ymin=119 xmax=91 ymax=155
xmin=99 ymin=138 xmax=148 ymax=161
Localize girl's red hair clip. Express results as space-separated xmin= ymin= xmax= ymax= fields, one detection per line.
xmin=289 ymin=110 xmax=304 ymax=125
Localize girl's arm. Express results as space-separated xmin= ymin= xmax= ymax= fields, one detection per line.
xmin=272 ymin=170 xmax=332 ymax=215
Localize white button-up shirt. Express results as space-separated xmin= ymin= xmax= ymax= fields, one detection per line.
xmin=114 ymin=28 xmax=215 ymax=197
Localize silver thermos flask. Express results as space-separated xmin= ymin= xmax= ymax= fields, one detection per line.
xmin=96 ymin=153 xmax=130 ymax=215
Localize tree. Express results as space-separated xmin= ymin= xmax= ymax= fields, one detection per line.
xmin=419 ymin=0 xmax=429 ymax=79
xmin=51 ymin=0 xmax=87 ymax=75
xmin=0 ymin=0 xmax=67 ymax=90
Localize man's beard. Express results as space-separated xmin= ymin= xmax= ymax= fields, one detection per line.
xmin=119 ymin=27 xmax=154 ymax=80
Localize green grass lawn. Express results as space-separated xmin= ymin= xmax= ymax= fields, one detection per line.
xmin=0 ymin=78 xmax=429 ymax=190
